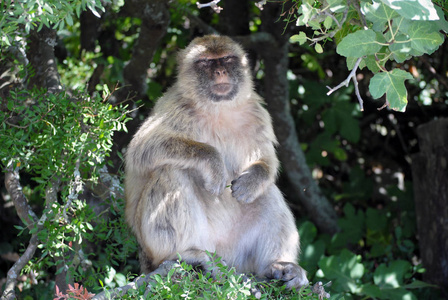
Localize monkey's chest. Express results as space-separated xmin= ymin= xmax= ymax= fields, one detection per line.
xmin=196 ymin=108 xmax=263 ymax=174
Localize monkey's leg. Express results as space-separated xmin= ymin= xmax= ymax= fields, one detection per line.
xmin=137 ymin=168 xmax=219 ymax=274
xmin=236 ymin=185 xmax=309 ymax=289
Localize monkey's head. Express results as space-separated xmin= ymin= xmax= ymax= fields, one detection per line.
xmin=177 ymin=35 xmax=252 ymax=103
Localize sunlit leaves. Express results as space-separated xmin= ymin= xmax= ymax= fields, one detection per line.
xmin=318 ymin=249 xmax=365 ymax=293
xmin=290 ymin=32 xmax=307 ymax=45
xmin=293 ymin=0 xmax=447 ymax=112
xmin=369 ymin=69 xmax=413 ymax=112
xmin=399 ymin=19 xmax=444 ymax=54
xmin=362 ymin=1 xmax=400 ymax=31
xmin=336 ymin=29 xmax=386 ymax=58
xmin=0 ymin=0 xmax=108 ymax=46
xmin=380 ymin=0 xmax=439 ymax=21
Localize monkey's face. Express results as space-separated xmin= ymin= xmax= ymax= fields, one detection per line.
xmin=178 ymin=35 xmax=251 ymax=103
xmin=194 ymin=54 xmax=244 ymax=102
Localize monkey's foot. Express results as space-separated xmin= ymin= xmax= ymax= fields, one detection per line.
xmin=265 ymin=261 xmax=309 ymax=290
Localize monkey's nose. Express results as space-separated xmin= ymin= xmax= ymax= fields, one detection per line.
xmin=215 ymin=69 xmax=227 ymax=76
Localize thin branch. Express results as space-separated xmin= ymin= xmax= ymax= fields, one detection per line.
xmin=352 ymin=73 xmax=364 ymax=111
xmin=326 ymin=57 xmax=365 ymax=110
xmin=326 ymin=57 xmax=362 ymax=94
xmin=307 ymin=7 xmax=349 ymax=45
xmin=196 ymin=0 xmax=223 ymax=13
xmin=255 ymin=0 xmax=267 ymax=10
xmin=350 ymin=0 xmax=368 ymax=29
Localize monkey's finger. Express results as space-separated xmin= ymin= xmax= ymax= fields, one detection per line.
xmin=285 ymin=275 xmax=310 ymax=290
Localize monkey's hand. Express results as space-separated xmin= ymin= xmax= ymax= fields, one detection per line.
xmin=265 ymin=262 xmax=309 ymax=290
xmin=231 ymin=162 xmax=270 ymax=203
xmin=201 ymin=151 xmax=228 ymax=196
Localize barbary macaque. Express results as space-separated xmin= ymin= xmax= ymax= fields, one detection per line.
xmin=125 ymin=35 xmax=309 ymax=289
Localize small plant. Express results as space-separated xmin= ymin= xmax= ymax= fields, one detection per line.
xmin=54 ymin=283 xmax=95 ymax=300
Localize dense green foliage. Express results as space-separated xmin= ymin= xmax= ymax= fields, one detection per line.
xmin=290 ymin=0 xmax=447 ymax=111
xmin=1 ymin=0 xmax=447 ymax=299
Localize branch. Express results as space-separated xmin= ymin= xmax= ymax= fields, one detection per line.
xmin=114 ymin=0 xmax=170 ymax=102
xmin=255 ymin=0 xmax=267 ymax=10
xmin=4 ymin=163 xmax=38 ymax=229
xmin=1 ymin=234 xmax=39 ymax=300
xmin=326 ymin=57 xmax=364 ymax=111
xmin=26 ymin=26 xmax=62 ymax=92
xmin=196 ymin=0 xmax=223 ymax=13
xmin=2 ymin=164 xmax=41 ymax=300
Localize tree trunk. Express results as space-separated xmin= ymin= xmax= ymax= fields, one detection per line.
xmin=411 ymin=118 xmax=448 ymax=298
xmin=255 ymin=3 xmax=339 ymax=234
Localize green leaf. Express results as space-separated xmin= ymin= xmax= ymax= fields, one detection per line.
xmin=324 ymin=16 xmax=333 ymax=29
xmin=318 ymin=249 xmax=365 ymax=293
xmin=314 ymin=43 xmax=323 ymax=53
xmin=388 ymin=34 xmax=412 ymax=63
xmin=404 ymin=280 xmax=438 ymax=289
xmin=398 ymin=19 xmax=444 ymax=55
xmin=434 ymin=5 xmax=448 ymax=33
xmin=336 ymin=29 xmax=385 ymax=58
xmin=374 ymin=260 xmax=411 ymax=288
xmin=369 ymin=69 xmax=413 ymax=112
xmin=65 ymin=13 xmax=73 ymax=26
xmin=296 ymin=3 xmax=316 ymax=26
xmin=380 ymin=0 xmax=439 ymax=20
xmin=327 ymin=0 xmax=345 ymax=13
xmin=362 ymin=1 xmax=400 ymax=31
xmin=290 ymin=32 xmax=307 ymax=45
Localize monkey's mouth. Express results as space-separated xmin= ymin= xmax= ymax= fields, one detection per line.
xmin=212 ymin=83 xmax=232 ymax=95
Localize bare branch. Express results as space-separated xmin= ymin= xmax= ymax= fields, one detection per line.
xmin=1 ymin=234 xmax=39 ymax=300
xmin=255 ymin=0 xmax=267 ymax=10
xmin=4 ymin=163 xmax=38 ymax=229
xmin=352 ymin=74 xmax=365 ymax=111
xmin=327 ymin=57 xmax=365 ymax=109
xmin=196 ymin=0 xmax=223 ymax=13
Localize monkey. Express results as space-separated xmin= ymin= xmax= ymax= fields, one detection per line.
xmin=124 ymin=35 xmax=309 ymax=289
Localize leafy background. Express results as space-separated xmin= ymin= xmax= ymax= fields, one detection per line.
xmin=1 ymin=0 xmax=448 ymax=299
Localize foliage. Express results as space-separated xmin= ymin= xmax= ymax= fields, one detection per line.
xmin=298 ymin=190 xmax=435 ymax=299
xmin=1 ymin=88 xmax=126 ymax=186
xmin=1 ymin=0 xmax=447 ymax=299
xmin=105 ymin=256 xmax=319 ymax=300
xmin=0 ymin=87 xmax=136 ymax=296
xmin=0 ymin=0 xmax=108 ymax=46
xmin=289 ymin=0 xmax=448 ymax=111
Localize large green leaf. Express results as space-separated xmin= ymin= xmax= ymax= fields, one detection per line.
xmin=362 ymin=1 xmax=400 ymax=31
xmin=388 ymin=34 xmax=413 ymax=63
xmin=336 ymin=29 xmax=385 ymax=58
xmin=318 ymin=249 xmax=365 ymax=293
xmin=398 ymin=19 xmax=445 ymax=55
xmin=380 ymin=0 xmax=439 ymax=20
xmin=374 ymin=260 xmax=411 ymax=288
xmin=369 ymin=69 xmax=413 ymax=112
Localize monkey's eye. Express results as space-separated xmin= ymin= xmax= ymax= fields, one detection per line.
xmin=196 ymin=59 xmax=212 ymax=68
xmin=221 ymin=56 xmax=236 ymax=64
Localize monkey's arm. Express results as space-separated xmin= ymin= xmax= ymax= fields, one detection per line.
xmin=231 ymin=146 xmax=279 ymax=203
xmin=127 ymin=134 xmax=228 ymax=195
